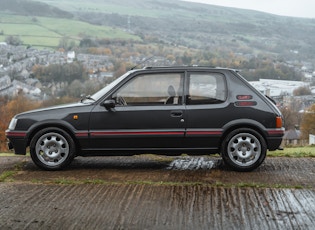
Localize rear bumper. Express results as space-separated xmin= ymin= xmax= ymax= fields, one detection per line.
xmin=266 ymin=128 xmax=285 ymax=151
xmin=266 ymin=137 xmax=283 ymax=151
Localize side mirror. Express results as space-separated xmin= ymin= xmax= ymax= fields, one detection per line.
xmin=103 ymin=99 xmax=116 ymax=110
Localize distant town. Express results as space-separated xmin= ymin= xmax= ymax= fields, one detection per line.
xmin=1 ymin=42 xmax=315 ymax=114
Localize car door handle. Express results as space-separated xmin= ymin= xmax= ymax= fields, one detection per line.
xmin=171 ymin=111 xmax=183 ymax=117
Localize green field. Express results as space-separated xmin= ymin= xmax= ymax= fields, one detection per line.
xmin=0 ymin=13 xmax=140 ymax=48
xmin=268 ymin=146 xmax=315 ymax=157
xmin=36 ymin=0 xmax=279 ymax=24
xmin=36 ymin=0 xmax=188 ymax=18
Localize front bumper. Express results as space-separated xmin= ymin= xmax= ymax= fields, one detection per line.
xmin=7 ymin=138 xmax=27 ymax=155
xmin=6 ymin=130 xmax=27 ymax=155
xmin=7 ymin=141 xmax=13 ymax=150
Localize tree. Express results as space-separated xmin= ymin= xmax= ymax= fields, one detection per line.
xmin=5 ymin=35 xmax=22 ymax=46
xmin=58 ymin=37 xmax=76 ymax=51
xmin=32 ymin=62 xmax=87 ymax=84
xmin=293 ymin=86 xmax=311 ymax=96
xmin=180 ymin=52 xmax=192 ymax=65
xmin=300 ymin=104 xmax=315 ymax=140
xmin=113 ymin=62 xmax=127 ymax=78
xmin=41 ymin=96 xmax=77 ymax=108
xmin=68 ymin=80 xmax=84 ymax=98
xmin=280 ymin=107 xmax=298 ymax=130
xmin=83 ymin=80 xmax=102 ymax=96
xmin=58 ymin=37 xmax=69 ymax=49
xmin=0 ymin=94 xmax=41 ymax=151
xmin=80 ymin=38 xmax=96 ymax=47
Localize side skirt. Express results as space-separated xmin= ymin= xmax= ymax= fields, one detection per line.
xmin=79 ymin=147 xmax=219 ymax=157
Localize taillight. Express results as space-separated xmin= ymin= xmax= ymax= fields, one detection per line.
xmin=276 ymin=116 xmax=282 ymax=128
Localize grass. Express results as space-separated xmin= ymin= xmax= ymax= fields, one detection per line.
xmin=233 ymin=182 xmax=306 ymax=189
xmin=0 ymin=152 xmax=17 ymax=156
xmin=38 ymin=178 xmax=310 ymax=189
xmin=0 ymin=13 xmax=141 ymax=47
xmin=0 ymin=170 xmax=16 ymax=182
xmin=36 ymin=0 xmax=191 ymax=18
xmin=0 ymin=23 xmax=61 ymax=37
xmin=0 ymin=156 xmax=28 ymax=182
xmin=267 ymin=146 xmax=315 ymax=157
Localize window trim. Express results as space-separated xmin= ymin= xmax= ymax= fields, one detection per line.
xmin=111 ymin=72 xmax=185 ymax=107
xmin=185 ymin=71 xmax=227 ymax=105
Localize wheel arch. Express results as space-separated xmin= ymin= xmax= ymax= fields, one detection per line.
xmin=26 ymin=120 xmax=81 ymax=153
xmin=219 ymin=119 xmax=267 ymax=153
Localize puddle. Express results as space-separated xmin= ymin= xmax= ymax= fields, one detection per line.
xmin=167 ymin=157 xmax=216 ymax=170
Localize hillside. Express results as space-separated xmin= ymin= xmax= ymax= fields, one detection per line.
xmin=35 ymin=0 xmax=315 ymax=62
xmin=0 ymin=0 xmax=141 ymax=48
xmin=1 ymin=0 xmax=73 ymax=18
xmin=0 ymin=0 xmax=315 ymax=64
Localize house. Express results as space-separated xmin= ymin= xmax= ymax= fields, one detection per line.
xmin=67 ymin=51 xmax=75 ymax=63
xmin=0 ymin=79 xmax=41 ymax=99
xmin=283 ymin=129 xmax=301 ymax=145
xmin=0 ymin=75 xmax=11 ymax=90
xmin=250 ymin=79 xmax=310 ymax=97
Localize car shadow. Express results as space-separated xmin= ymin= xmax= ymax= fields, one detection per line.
xmin=22 ymin=155 xmax=226 ymax=171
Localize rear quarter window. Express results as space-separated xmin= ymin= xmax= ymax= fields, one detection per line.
xmin=187 ymin=72 xmax=227 ymax=105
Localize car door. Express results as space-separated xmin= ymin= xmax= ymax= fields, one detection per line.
xmin=88 ymin=71 xmax=186 ymax=151
xmin=184 ymin=71 xmax=229 ymax=150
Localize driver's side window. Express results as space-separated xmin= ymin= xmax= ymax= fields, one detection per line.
xmin=113 ymin=73 xmax=183 ymax=106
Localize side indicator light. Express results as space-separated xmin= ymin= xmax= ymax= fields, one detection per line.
xmin=73 ymin=115 xmax=78 ymax=120
xmin=236 ymin=95 xmax=253 ymax=100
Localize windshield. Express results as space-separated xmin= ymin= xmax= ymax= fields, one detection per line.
xmin=89 ymin=71 xmax=133 ymax=101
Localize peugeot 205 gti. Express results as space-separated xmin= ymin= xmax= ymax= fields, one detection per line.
xmin=6 ymin=66 xmax=284 ymax=171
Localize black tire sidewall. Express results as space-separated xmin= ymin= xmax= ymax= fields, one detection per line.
xmin=221 ymin=128 xmax=267 ymax=172
xmin=30 ymin=127 xmax=75 ymax=170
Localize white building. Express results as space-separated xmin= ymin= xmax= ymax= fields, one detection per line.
xmin=67 ymin=51 xmax=75 ymax=63
xmin=250 ymin=79 xmax=310 ymax=97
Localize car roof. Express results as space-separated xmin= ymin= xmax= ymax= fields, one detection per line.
xmin=141 ymin=66 xmax=239 ymax=72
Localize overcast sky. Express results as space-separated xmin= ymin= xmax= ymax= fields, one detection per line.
xmin=186 ymin=0 xmax=315 ymax=18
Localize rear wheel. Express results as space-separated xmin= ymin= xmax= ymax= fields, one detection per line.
xmin=30 ymin=128 xmax=75 ymax=170
xmin=221 ymin=128 xmax=267 ymax=172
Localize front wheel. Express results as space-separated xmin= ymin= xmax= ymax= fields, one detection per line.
xmin=221 ymin=128 xmax=267 ymax=172
xmin=30 ymin=128 xmax=75 ymax=170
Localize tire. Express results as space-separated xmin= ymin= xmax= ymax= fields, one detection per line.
xmin=30 ymin=127 xmax=75 ymax=170
xmin=221 ymin=128 xmax=267 ymax=172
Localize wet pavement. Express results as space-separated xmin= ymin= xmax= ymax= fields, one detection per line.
xmin=0 ymin=155 xmax=315 ymax=229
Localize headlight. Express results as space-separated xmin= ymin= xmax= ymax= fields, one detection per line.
xmin=8 ymin=118 xmax=18 ymax=130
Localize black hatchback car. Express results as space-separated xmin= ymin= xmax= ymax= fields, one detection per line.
xmin=6 ymin=66 xmax=284 ymax=171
